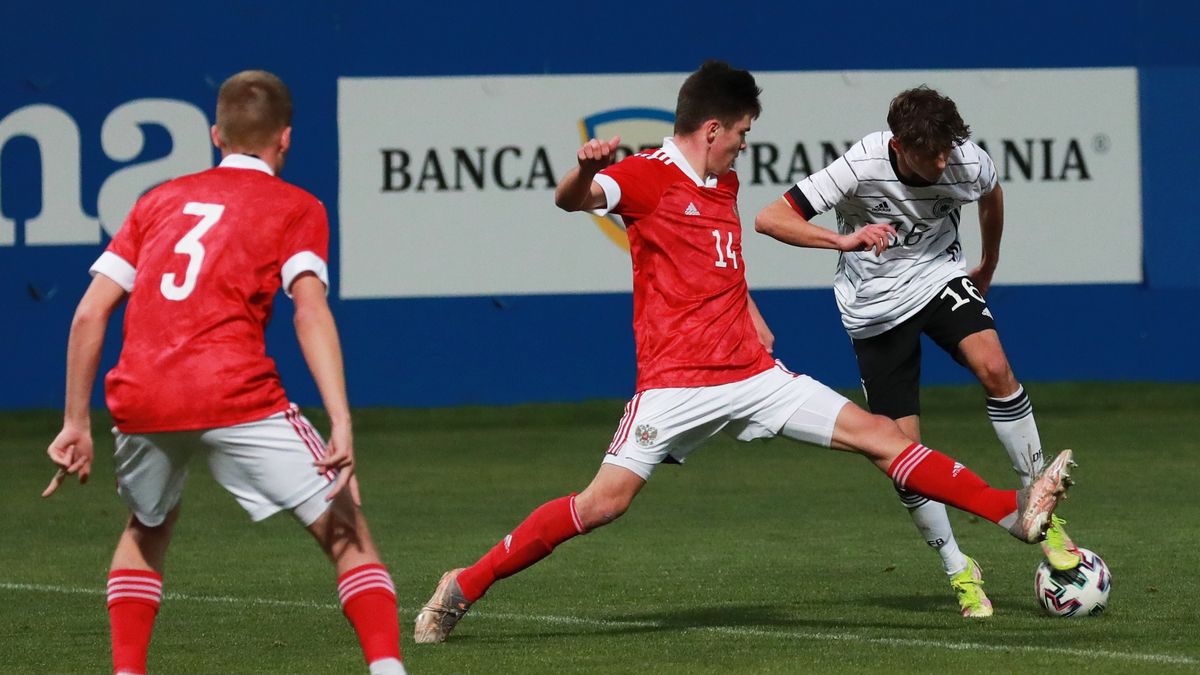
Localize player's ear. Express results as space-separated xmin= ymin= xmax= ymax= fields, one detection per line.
xmin=705 ymin=119 xmax=721 ymax=144
xmin=888 ymin=136 xmax=902 ymax=153
xmin=210 ymin=125 xmax=223 ymax=150
xmin=279 ymin=127 xmax=292 ymax=154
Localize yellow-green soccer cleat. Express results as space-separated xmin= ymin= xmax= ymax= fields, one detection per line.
xmin=950 ymin=556 xmax=994 ymax=618
xmin=1041 ymin=514 xmax=1082 ymax=570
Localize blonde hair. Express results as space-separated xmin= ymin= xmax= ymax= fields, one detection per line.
xmin=215 ymin=70 xmax=292 ymax=151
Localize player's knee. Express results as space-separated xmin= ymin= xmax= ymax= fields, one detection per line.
xmin=854 ymin=413 xmax=914 ymax=466
xmin=975 ymin=356 xmax=1015 ymax=394
xmin=576 ymin=492 xmax=633 ymax=529
xmin=128 ymin=506 xmax=179 ymax=534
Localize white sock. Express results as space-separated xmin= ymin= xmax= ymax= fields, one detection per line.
xmin=898 ymin=488 xmax=968 ymax=576
xmin=369 ymin=657 xmax=406 ymax=675
xmin=987 ymin=385 xmax=1044 ymax=487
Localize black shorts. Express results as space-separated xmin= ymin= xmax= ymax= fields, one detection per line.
xmin=851 ymin=276 xmax=996 ymax=419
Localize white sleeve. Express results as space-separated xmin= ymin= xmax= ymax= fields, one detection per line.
xmin=281 ymin=251 xmax=329 ymax=298
xmin=589 ymin=173 xmax=621 ymax=216
xmin=975 ymin=143 xmax=999 ymax=194
xmin=793 ymin=153 xmax=860 ymax=218
xmin=89 ymin=251 xmax=136 ymax=292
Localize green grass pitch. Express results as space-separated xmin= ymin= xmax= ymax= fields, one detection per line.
xmin=2 ymin=383 xmax=1198 ymax=674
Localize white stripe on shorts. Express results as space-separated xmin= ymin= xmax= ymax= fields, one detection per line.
xmin=286 ymin=405 xmax=334 ymax=481
xmin=606 ymin=392 xmax=642 ymax=455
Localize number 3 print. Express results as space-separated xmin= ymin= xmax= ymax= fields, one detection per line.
xmin=160 ymin=202 xmax=224 ymax=301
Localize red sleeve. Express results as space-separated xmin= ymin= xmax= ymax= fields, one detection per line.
xmin=281 ymin=196 xmax=329 ymax=264
xmin=107 ymin=198 xmax=145 ymax=267
xmin=598 ymin=156 xmax=669 ymax=221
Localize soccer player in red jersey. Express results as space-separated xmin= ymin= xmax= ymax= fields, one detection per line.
xmin=413 ymin=61 xmax=1075 ymax=644
xmin=42 ymin=71 xmax=406 ymax=675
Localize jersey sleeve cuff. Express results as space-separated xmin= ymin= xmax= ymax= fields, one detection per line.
xmin=89 ymin=251 xmax=136 ymax=292
xmin=784 ymin=185 xmax=819 ymax=220
xmin=589 ymin=173 xmax=621 ymax=216
xmin=281 ymin=251 xmax=329 ymax=298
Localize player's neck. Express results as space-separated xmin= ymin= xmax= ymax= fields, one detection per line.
xmin=222 ymin=149 xmax=283 ymax=175
xmin=671 ymin=134 xmax=716 ymax=181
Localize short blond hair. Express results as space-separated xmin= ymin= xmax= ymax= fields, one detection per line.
xmin=215 ymin=70 xmax=292 ymax=151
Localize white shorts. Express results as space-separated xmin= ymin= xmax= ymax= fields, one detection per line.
xmin=112 ymin=404 xmax=335 ymax=527
xmin=602 ymin=362 xmax=850 ymax=480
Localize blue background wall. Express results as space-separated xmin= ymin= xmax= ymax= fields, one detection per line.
xmin=2 ymin=1 xmax=1197 ymax=410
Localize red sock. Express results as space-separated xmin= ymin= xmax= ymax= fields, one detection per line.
xmin=338 ymin=564 xmax=402 ymax=668
xmin=457 ymin=494 xmax=586 ymax=602
xmin=888 ymin=443 xmax=1017 ymax=525
xmin=107 ymin=569 xmax=163 ymax=675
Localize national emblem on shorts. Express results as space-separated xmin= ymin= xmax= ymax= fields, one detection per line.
xmin=634 ymin=424 xmax=658 ymax=447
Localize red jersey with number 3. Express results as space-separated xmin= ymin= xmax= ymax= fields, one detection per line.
xmin=92 ymin=155 xmax=329 ymax=433
xmin=595 ymin=139 xmax=774 ymax=391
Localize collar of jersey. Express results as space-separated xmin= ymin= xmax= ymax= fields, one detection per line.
xmin=219 ymin=153 xmax=275 ymax=176
xmin=661 ymin=137 xmax=719 ymax=188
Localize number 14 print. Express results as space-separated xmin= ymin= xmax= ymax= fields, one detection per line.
xmin=712 ymin=229 xmax=738 ymax=269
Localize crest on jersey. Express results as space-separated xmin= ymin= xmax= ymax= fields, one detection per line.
xmin=634 ymin=424 xmax=659 ymax=447
xmin=579 ymin=108 xmax=675 ymax=251
xmin=933 ymin=196 xmax=957 ymax=218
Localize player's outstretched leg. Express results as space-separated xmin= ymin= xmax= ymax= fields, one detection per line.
xmin=831 ymin=404 xmax=1073 ymax=542
xmin=889 ymin=442 xmax=1074 ymax=543
xmin=108 ymin=508 xmax=178 ymax=675
xmin=414 ymin=494 xmax=588 ymax=644
xmin=307 ymin=492 xmax=406 ymax=675
xmin=415 ymin=465 xmax=643 ymax=644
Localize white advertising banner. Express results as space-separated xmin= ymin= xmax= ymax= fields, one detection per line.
xmin=338 ymin=68 xmax=1141 ymax=299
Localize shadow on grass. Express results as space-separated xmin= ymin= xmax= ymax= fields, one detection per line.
xmin=453 ymin=595 xmax=1035 ymax=643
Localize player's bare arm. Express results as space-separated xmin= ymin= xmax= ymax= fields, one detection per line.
xmin=755 ymin=198 xmax=896 ymax=256
xmin=746 ymin=294 xmax=775 ymax=354
xmin=970 ymin=182 xmax=1005 ymax=295
xmin=43 ymin=274 xmax=127 ymax=497
xmin=291 ymin=273 xmax=356 ymax=501
xmin=554 ymin=135 xmax=621 ymax=212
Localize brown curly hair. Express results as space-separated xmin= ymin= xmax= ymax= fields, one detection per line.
xmin=886 ymin=86 xmax=970 ymax=153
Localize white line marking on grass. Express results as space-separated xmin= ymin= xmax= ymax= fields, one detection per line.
xmin=4 ymin=581 xmax=1195 ymax=666
xmin=0 ymin=581 xmax=333 ymax=611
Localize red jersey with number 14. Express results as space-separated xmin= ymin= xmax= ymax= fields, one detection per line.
xmin=91 ymin=155 xmax=330 ymax=433
xmin=594 ymin=139 xmax=774 ymax=391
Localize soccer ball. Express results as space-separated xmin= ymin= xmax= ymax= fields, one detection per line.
xmin=1034 ymin=547 xmax=1111 ymax=617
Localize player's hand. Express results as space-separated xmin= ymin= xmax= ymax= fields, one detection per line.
xmin=42 ymin=422 xmax=94 ymax=498
xmin=577 ymin=136 xmax=621 ymax=175
xmin=968 ymin=264 xmax=995 ymax=296
xmin=755 ymin=321 xmax=775 ymax=354
xmin=839 ymin=223 xmax=896 ymax=256
xmin=315 ymin=424 xmax=356 ymax=502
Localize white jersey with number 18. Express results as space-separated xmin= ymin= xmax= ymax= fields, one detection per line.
xmin=785 ymin=131 xmax=998 ymax=339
